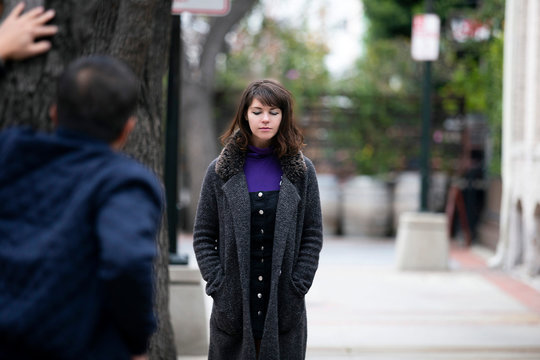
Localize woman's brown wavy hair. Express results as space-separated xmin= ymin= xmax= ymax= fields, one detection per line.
xmin=220 ymin=79 xmax=304 ymax=158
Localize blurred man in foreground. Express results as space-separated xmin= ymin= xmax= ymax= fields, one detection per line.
xmin=0 ymin=55 xmax=163 ymax=360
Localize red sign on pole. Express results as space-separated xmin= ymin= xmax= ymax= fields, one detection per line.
xmin=172 ymin=0 xmax=230 ymax=16
xmin=411 ymin=14 xmax=440 ymax=61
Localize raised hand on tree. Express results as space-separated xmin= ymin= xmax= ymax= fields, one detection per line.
xmin=0 ymin=2 xmax=57 ymax=62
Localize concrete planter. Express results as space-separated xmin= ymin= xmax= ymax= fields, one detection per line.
xmin=342 ymin=176 xmax=391 ymax=237
xmin=169 ymin=266 xmax=208 ymax=356
xmin=395 ymin=212 xmax=449 ymax=271
xmin=393 ymin=172 xmax=421 ymax=231
xmin=317 ymin=174 xmax=340 ymax=235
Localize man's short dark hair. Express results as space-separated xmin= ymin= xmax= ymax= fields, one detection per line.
xmin=56 ymin=55 xmax=139 ymax=143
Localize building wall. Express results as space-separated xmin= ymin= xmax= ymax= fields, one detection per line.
xmin=493 ymin=0 xmax=540 ymax=275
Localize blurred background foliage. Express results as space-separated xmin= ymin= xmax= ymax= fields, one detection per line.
xmin=214 ymin=0 xmax=504 ymax=177
xmin=215 ymin=14 xmax=330 ymax=134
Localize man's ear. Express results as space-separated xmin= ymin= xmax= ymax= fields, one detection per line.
xmin=111 ymin=116 xmax=136 ymax=150
xmin=49 ymin=104 xmax=58 ymax=126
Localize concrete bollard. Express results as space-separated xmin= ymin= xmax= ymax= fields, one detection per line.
xmin=395 ymin=212 xmax=449 ymax=270
xmin=169 ymin=266 xmax=208 ymax=356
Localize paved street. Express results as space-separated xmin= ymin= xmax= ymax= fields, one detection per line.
xmin=178 ymin=235 xmax=540 ymax=360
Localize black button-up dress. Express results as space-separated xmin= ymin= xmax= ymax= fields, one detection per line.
xmin=249 ymin=190 xmax=279 ymax=340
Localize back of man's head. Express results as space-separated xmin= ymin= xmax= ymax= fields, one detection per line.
xmin=56 ymin=55 xmax=138 ymax=143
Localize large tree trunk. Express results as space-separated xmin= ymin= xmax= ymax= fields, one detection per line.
xmin=0 ymin=1 xmax=176 ymax=358
xmin=182 ymin=0 xmax=258 ymax=229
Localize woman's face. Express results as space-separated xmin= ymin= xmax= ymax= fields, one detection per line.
xmin=246 ymin=98 xmax=282 ymax=148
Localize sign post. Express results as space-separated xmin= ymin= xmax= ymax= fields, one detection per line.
xmin=411 ymin=14 xmax=441 ymax=62
xmin=172 ymin=0 xmax=230 ymax=15
xmin=394 ymin=1 xmax=449 ymax=273
xmin=411 ymin=4 xmax=440 ymax=212
xmin=166 ymin=0 xmax=230 ymax=264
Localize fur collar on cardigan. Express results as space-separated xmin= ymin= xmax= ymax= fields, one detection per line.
xmin=215 ymin=133 xmax=307 ymax=184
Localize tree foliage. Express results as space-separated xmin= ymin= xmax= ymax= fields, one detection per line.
xmin=215 ymin=9 xmax=330 ymax=131
xmin=363 ymin=0 xmax=422 ymax=40
xmin=437 ymin=0 xmax=505 ymax=175
xmin=332 ymin=0 xmax=504 ymax=176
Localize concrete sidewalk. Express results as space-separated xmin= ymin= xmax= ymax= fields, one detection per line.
xmin=177 ymin=235 xmax=540 ymax=359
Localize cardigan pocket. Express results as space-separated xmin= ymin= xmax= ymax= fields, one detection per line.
xmin=211 ymin=273 xmax=243 ymax=336
xmin=277 ymin=276 xmax=306 ymax=334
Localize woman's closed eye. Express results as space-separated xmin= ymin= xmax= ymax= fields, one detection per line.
xmin=251 ymin=111 xmax=280 ymax=116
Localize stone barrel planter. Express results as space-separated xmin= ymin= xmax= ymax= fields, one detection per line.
xmin=342 ymin=176 xmax=391 ymax=237
xmin=393 ymin=171 xmax=449 ymax=232
xmin=393 ymin=172 xmax=421 ymax=232
xmin=317 ymin=174 xmax=340 ymax=235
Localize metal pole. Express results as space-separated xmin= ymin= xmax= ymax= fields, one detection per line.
xmin=420 ymin=60 xmax=431 ymax=212
xmin=165 ymin=14 xmax=188 ymax=265
xmin=420 ymin=0 xmax=434 ymax=212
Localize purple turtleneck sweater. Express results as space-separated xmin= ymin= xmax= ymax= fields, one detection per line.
xmin=244 ymin=145 xmax=283 ymax=192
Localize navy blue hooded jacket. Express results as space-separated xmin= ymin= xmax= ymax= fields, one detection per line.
xmin=0 ymin=127 xmax=163 ymax=359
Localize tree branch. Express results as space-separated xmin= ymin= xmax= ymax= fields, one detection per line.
xmin=199 ymin=0 xmax=258 ymax=88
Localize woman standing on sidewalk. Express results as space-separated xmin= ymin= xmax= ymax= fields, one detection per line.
xmin=193 ymin=79 xmax=323 ymax=360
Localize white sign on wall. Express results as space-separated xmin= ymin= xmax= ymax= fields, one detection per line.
xmin=411 ymin=14 xmax=440 ymax=61
xmin=172 ymin=0 xmax=230 ymax=15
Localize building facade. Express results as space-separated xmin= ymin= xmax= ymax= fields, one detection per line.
xmin=491 ymin=0 xmax=540 ymax=276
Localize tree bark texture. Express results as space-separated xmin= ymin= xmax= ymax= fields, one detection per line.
xmin=182 ymin=0 xmax=258 ymax=229
xmin=0 ymin=1 xmax=176 ymax=359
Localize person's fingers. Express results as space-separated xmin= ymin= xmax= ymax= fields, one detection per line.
xmin=0 ymin=3 xmax=57 ymax=60
xmin=21 ymin=40 xmax=52 ymax=58
xmin=19 ymin=5 xmax=45 ymax=21
xmin=6 ymin=2 xmax=25 ymax=20
xmin=34 ymin=9 xmax=56 ymax=26
xmin=34 ymin=24 xmax=58 ymax=37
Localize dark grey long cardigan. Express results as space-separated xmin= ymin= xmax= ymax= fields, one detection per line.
xmin=193 ymin=137 xmax=323 ymax=360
